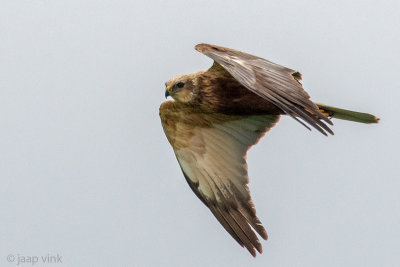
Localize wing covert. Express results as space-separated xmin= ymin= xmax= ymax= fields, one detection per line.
xmin=195 ymin=43 xmax=333 ymax=136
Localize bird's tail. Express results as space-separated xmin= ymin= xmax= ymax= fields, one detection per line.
xmin=316 ymin=103 xmax=380 ymax=124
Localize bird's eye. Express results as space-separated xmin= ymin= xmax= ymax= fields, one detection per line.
xmin=176 ymin=82 xmax=185 ymax=88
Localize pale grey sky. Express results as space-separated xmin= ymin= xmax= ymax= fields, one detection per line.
xmin=1 ymin=0 xmax=399 ymax=266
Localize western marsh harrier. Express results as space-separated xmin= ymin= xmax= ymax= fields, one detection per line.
xmin=159 ymin=44 xmax=379 ymax=256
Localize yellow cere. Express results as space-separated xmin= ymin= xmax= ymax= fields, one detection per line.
xmin=167 ymin=85 xmax=171 ymax=91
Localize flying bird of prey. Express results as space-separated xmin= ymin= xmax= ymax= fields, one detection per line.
xmin=159 ymin=44 xmax=379 ymax=257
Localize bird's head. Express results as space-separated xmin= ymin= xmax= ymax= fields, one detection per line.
xmin=164 ymin=74 xmax=197 ymax=103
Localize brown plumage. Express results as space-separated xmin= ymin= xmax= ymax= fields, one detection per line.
xmin=159 ymin=43 xmax=379 ymax=257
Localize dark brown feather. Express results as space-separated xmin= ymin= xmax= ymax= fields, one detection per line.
xmin=194 ymin=68 xmax=282 ymax=115
xmin=195 ymin=43 xmax=334 ymax=135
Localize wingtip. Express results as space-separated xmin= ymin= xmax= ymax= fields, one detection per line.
xmin=261 ymin=231 xmax=268 ymax=240
xmin=249 ymin=248 xmax=257 ymax=258
xmin=255 ymin=240 xmax=263 ymax=254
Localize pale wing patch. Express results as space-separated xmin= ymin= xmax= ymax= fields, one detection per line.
xmin=170 ymin=113 xmax=279 ymax=256
xmin=160 ymin=100 xmax=280 ymax=256
xmin=182 ymin=115 xmax=276 ymax=199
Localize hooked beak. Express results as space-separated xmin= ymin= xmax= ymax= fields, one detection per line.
xmin=165 ymin=85 xmax=171 ymax=98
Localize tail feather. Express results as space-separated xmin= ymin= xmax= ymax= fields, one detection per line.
xmin=316 ymin=103 xmax=380 ymax=124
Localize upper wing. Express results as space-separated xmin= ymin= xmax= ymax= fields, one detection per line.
xmin=160 ymin=101 xmax=280 ymax=257
xmin=195 ymin=43 xmax=333 ymax=136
